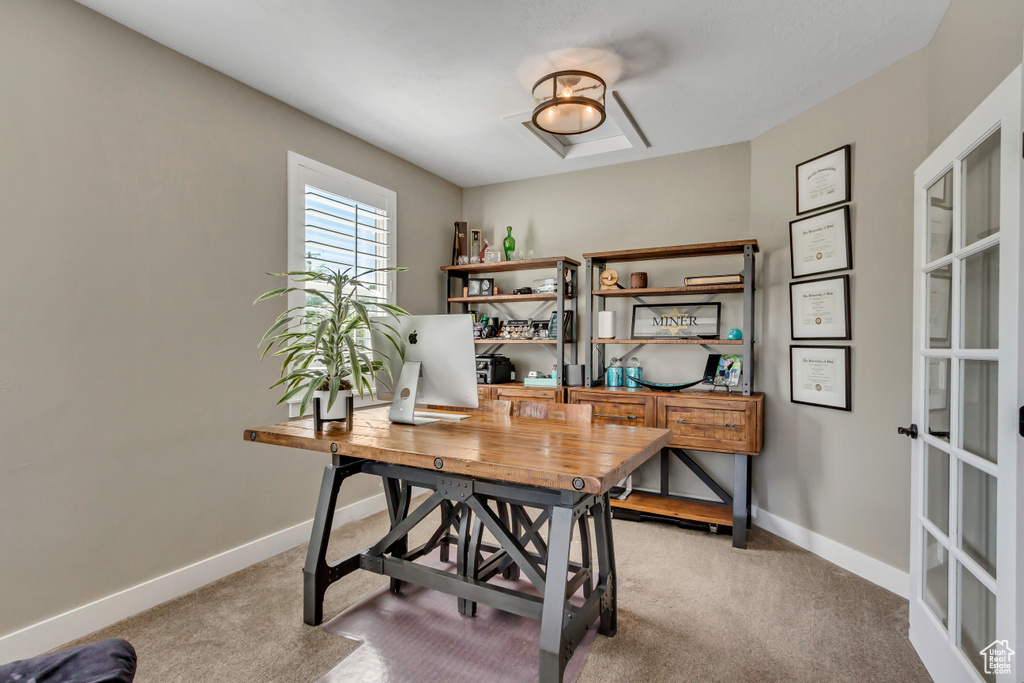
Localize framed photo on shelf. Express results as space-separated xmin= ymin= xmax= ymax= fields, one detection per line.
xmin=789 ymin=205 xmax=852 ymax=278
xmin=790 ymin=345 xmax=851 ymax=411
xmin=796 ymin=144 xmax=851 ymax=215
xmin=467 ymin=278 xmax=494 ymax=297
xmin=790 ymin=274 xmax=850 ymax=340
xmin=630 ymin=302 xmax=721 ymax=340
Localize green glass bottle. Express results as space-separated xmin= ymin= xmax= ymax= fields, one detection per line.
xmin=503 ymin=226 xmax=515 ymax=261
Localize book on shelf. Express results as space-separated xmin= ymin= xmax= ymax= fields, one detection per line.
xmin=683 ymin=274 xmax=744 ymax=286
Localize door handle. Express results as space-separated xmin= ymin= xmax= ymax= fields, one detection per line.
xmin=897 ymin=424 xmax=919 ymax=439
xmin=676 ymin=419 xmax=736 ymax=428
xmin=596 ymin=414 xmax=637 ymax=421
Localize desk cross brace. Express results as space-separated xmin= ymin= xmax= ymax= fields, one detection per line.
xmin=302 ymin=458 xmax=617 ymax=683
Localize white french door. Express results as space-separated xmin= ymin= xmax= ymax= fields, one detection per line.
xmin=909 ymin=65 xmax=1023 ymax=682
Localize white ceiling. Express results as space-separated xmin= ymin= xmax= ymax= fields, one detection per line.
xmin=75 ymin=0 xmax=950 ymax=188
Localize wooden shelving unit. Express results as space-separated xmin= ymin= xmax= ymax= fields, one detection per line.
xmin=442 ymin=257 xmax=578 ymax=386
xmin=581 ymin=238 xmax=761 ymax=548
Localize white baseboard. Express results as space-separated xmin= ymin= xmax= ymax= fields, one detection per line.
xmin=0 ymin=493 xmax=388 ymax=664
xmin=752 ymin=506 xmax=910 ymax=599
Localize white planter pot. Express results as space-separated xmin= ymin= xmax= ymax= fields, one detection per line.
xmin=314 ymin=390 xmax=351 ymax=420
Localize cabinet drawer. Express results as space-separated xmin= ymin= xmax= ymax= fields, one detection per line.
xmin=569 ymin=390 xmax=655 ymax=427
xmin=657 ymin=395 xmax=762 ymax=454
xmin=493 ymin=386 xmax=564 ymax=405
xmin=477 ymin=386 xmax=492 ymax=402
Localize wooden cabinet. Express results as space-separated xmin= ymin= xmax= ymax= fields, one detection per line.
xmin=569 ymin=388 xmax=763 ymax=454
xmin=658 ymin=392 xmax=763 ymax=455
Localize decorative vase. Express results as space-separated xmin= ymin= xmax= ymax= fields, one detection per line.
xmin=314 ymin=390 xmax=350 ymax=420
xmin=503 ymin=226 xmax=516 ymax=261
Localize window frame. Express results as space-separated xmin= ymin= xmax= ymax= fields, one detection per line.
xmin=286 ymin=151 xmax=398 ymax=413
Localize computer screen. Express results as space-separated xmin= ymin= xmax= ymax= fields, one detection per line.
xmin=374 ymin=314 xmax=479 ymax=423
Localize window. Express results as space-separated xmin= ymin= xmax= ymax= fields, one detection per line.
xmin=286 ymin=152 xmax=397 ymax=411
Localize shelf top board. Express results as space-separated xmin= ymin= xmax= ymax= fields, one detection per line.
xmin=475 ymin=338 xmax=556 ymax=344
xmin=591 ymin=338 xmax=743 ymax=345
xmin=592 ymin=284 xmax=744 ymax=298
xmin=441 ymin=256 xmax=580 ymax=273
xmin=583 ymin=239 xmax=759 ymax=263
xmin=448 ymin=293 xmax=565 ymax=304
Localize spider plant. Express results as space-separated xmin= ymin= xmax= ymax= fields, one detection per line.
xmin=255 ymin=266 xmax=408 ymax=417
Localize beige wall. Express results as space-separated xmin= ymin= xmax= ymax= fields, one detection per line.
xmin=749 ymin=52 xmax=929 ymax=571
xmin=0 ymin=0 xmax=461 ymax=635
xmin=927 ymin=0 xmax=1024 ymax=150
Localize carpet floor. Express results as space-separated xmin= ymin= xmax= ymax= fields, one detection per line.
xmin=63 ymin=499 xmax=931 ymax=683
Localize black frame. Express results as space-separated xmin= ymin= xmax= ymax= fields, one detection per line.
xmin=789 ymin=274 xmax=851 ymax=340
xmin=789 ymin=205 xmax=852 ymax=278
xmin=630 ymin=302 xmax=721 ymax=340
xmin=795 ymin=144 xmax=852 ymax=215
xmin=467 ymin=277 xmax=494 ymax=297
xmin=789 ymin=345 xmax=852 ymax=411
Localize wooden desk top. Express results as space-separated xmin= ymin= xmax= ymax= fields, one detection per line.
xmin=245 ymin=406 xmax=671 ymax=494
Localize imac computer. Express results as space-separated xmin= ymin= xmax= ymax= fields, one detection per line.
xmin=373 ymin=314 xmax=479 ymax=425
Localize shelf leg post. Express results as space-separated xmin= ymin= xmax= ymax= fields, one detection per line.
xmin=732 ymin=454 xmax=750 ymax=549
xmin=742 ymin=245 xmax=755 ymax=397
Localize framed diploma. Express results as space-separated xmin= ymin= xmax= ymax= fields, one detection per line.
xmin=790 ymin=345 xmax=851 ymax=411
xmin=789 ymin=206 xmax=851 ymax=278
xmin=790 ymin=274 xmax=851 ymax=340
xmin=796 ymin=144 xmax=851 ymax=215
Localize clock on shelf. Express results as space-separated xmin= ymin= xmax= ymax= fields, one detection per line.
xmin=599 ymin=269 xmax=619 ymax=290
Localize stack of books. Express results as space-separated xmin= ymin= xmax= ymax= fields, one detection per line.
xmin=683 ymin=274 xmax=744 ymax=286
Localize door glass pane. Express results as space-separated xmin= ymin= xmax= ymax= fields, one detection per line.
xmin=962 ymin=360 xmax=998 ymax=462
xmin=923 ymin=531 xmax=949 ymax=627
xmin=962 ymin=245 xmax=999 ymax=349
xmin=962 ymin=130 xmax=1001 ymax=247
xmin=961 ymin=462 xmax=997 ymax=578
xmin=927 ymin=170 xmax=953 ymax=261
xmin=926 ymin=358 xmax=951 ymax=441
xmin=925 ymin=445 xmax=949 ymax=535
xmin=959 ymin=566 xmax=996 ymax=683
xmin=927 ymin=265 xmax=953 ymax=349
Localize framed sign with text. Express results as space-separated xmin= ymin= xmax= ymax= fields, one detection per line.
xmin=796 ymin=144 xmax=851 ymax=215
xmin=630 ymin=303 xmax=721 ymax=340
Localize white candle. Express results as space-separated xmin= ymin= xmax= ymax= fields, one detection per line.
xmin=597 ymin=311 xmax=615 ymax=339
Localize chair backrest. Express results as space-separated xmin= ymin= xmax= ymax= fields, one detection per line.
xmin=422 ymin=399 xmax=513 ymax=416
xmin=514 ymin=400 xmax=594 ymax=424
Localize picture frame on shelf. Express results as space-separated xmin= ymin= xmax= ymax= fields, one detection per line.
xmin=796 ymin=144 xmax=851 ymax=215
xmin=467 ymin=278 xmax=494 ymax=297
xmin=790 ymin=274 xmax=851 ymax=340
xmin=790 ymin=345 xmax=851 ymax=411
xmin=789 ymin=205 xmax=852 ymax=278
xmin=630 ymin=302 xmax=721 ymax=340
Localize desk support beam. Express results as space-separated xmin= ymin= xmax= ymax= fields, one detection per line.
xmin=302 ymin=459 xmax=365 ymax=626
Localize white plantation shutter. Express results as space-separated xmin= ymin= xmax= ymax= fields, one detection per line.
xmin=302 ymin=186 xmax=391 ymax=311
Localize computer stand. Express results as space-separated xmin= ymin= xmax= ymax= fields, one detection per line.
xmin=389 ymin=361 xmax=433 ymax=425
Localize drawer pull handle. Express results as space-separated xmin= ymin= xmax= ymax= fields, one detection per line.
xmin=595 ymin=414 xmax=637 ymax=420
xmin=676 ymin=419 xmax=736 ymax=428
